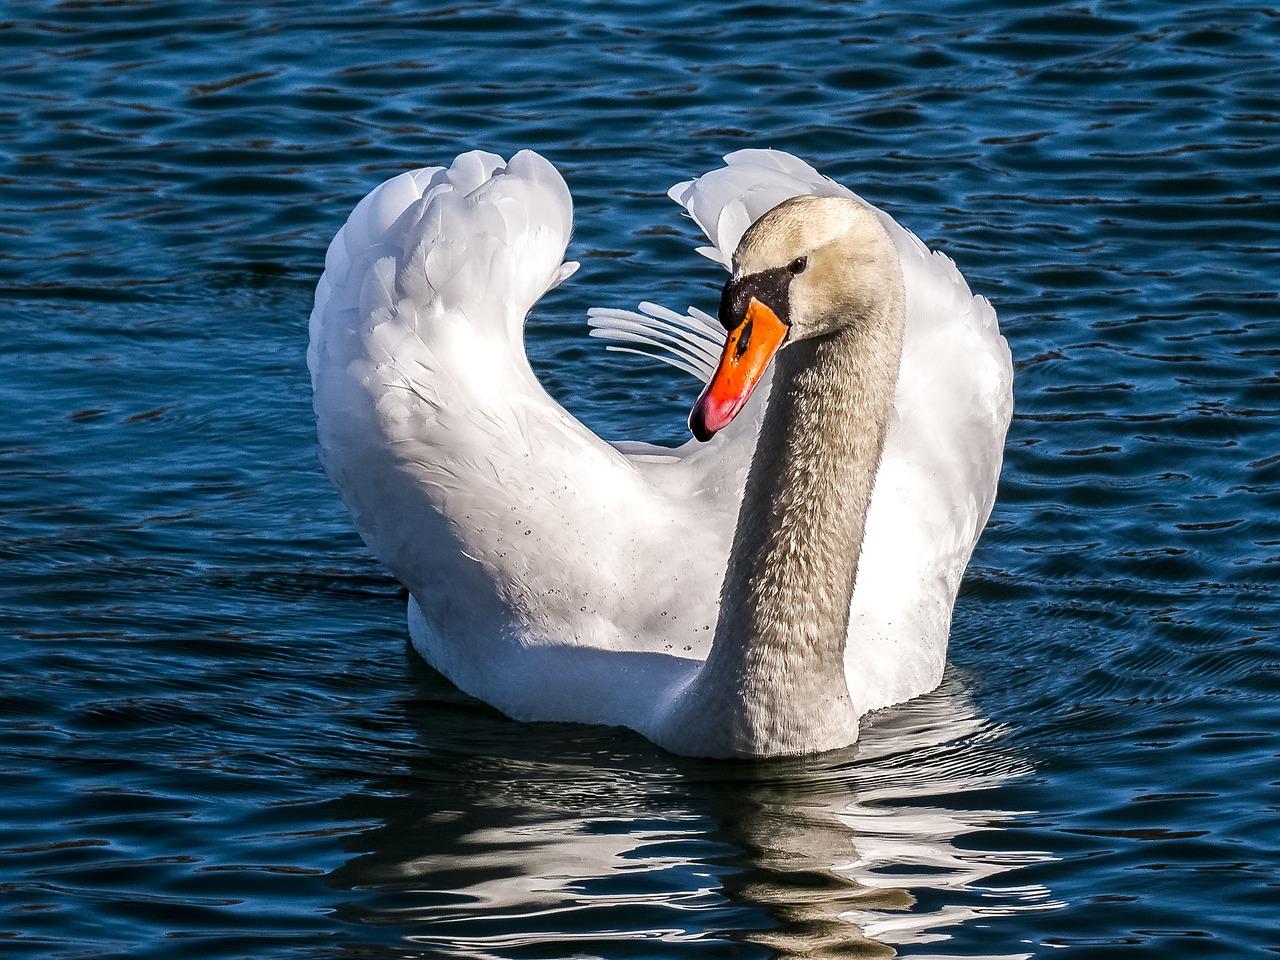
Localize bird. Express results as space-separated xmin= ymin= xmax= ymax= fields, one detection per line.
xmin=308 ymin=149 xmax=1012 ymax=758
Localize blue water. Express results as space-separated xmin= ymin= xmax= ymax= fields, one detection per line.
xmin=2 ymin=1 xmax=1277 ymax=956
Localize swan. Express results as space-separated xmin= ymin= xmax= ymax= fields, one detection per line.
xmin=308 ymin=149 xmax=1012 ymax=758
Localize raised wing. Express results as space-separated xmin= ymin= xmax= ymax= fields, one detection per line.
xmin=308 ymin=151 xmax=734 ymax=719
xmin=593 ymin=150 xmax=1014 ymax=713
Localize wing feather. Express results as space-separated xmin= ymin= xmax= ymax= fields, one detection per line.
xmin=587 ymin=302 xmax=724 ymax=383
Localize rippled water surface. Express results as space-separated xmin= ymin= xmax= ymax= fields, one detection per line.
xmin=2 ymin=1 xmax=1278 ymax=957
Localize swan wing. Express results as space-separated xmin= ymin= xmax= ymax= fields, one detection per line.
xmin=636 ymin=151 xmax=1015 ymax=712
xmin=850 ymin=233 xmax=1012 ymax=712
xmin=309 ymin=151 xmax=735 ymax=725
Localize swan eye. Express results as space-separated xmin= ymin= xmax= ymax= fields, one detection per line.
xmin=788 ymin=256 xmax=808 ymax=276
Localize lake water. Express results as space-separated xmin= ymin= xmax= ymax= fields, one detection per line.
xmin=2 ymin=1 xmax=1277 ymax=957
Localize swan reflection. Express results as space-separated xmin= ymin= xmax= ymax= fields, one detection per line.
xmin=328 ymin=671 xmax=1059 ymax=958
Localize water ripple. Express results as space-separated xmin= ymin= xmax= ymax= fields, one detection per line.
xmin=2 ymin=0 xmax=1278 ymax=956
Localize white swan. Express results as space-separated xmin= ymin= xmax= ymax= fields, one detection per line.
xmin=308 ymin=149 xmax=1012 ymax=758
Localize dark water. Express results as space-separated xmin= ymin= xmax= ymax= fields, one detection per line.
xmin=2 ymin=1 xmax=1278 ymax=956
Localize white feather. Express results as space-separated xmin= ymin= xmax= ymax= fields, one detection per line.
xmin=587 ymin=302 xmax=723 ymax=382
xmin=309 ymin=149 xmax=1013 ymax=742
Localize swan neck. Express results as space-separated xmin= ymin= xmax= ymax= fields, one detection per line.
xmin=664 ymin=280 xmax=906 ymax=757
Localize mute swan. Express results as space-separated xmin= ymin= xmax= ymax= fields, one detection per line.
xmin=308 ymin=149 xmax=1012 ymax=758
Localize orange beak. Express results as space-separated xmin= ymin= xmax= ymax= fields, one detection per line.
xmin=689 ymin=296 xmax=789 ymax=441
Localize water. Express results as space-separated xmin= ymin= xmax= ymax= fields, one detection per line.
xmin=1 ymin=0 xmax=1277 ymax=956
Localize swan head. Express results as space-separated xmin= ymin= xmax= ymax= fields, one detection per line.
xmin=689 ymin=195 xmax=899 ymax=441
